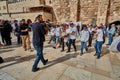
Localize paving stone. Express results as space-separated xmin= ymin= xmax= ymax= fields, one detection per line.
xmin=33 ymin=63 xmax=68 ymax=80
xmin=0 ymin=70 xmax=16 ymax=80
xmin=91 ymin=73 xmax=113 ymax=80
xmin=64 ymin=66 xmax=91 ymax=80
xmin=96 ymin=57 xmax=113 ymax=72
xmin=59 ymin=75 xmax=74 ymax=80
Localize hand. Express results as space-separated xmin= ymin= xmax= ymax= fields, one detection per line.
xmin=25 ymin=29 xmax=28 ymax=31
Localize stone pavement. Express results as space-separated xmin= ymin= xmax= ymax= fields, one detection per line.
xmin=0 ymin=35 xmax=120 ymax=80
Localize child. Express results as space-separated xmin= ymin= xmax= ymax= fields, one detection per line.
xmin=80 ymin=25 xmax=89 ymax=56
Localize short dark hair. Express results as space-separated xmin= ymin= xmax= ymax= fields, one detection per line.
xmin=21 ymin=19 xmax=25 ymax=22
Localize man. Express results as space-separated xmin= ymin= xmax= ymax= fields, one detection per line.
xmin=15 ymin=20 xmax=22 ymax=45
xmin=61 ymin=24 xmax=69 ymax=52
xmin=53 ymin=24 xmax=61 ymax=49
xmin=20 ymin=19 xmax=31 ymax=51
xmin=67 ymin=23 xmax=77 ymax=53
xmin=80 ymin=25 xmax=89 ymax=56
xmin=0 ymin=20 xmax=5 ymax=45
xmin=94 ymin=25 xmax=104 ymax=59
xmin=107 ymin=24 xmax=116 ymax=45
xmin=88 ymin=24 xmax=94 ymax=47
xmin=32 ymin=14 xmax=48 ymax=72
xmin=3 ymin=20 xmax=12 ymax=45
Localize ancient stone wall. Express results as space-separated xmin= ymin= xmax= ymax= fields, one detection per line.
xmin=96 ymin=0 xmax=109 ymax=25
xmin=8 ymin=0 xmax=41 ymax=13
xmin=79 ymin=0 xmax=98 ymax=24
xmin=108 ymin=0 xmax=120 ymax=23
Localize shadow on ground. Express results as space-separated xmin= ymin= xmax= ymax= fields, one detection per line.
xmin=0 ymin=49 xmax=15 ymax=54
xmin=0 ymin=54 xmax=36 ymax=69
xmin=40 ymin=52 xmax=79 ymax=70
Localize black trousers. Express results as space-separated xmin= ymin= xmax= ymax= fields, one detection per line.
xmin=0 ymin=31 xmax=5 ymax=44
xmin=17 ymin=34 xmax=22 ymax=44
xmin=68 ymin=39 xmax=77 ymax=51
xmin=61 ymin=38 xmax=68 ymax=51
xmin=4 ymin=33 xmax=11 ymax=45
xmin=88 ymin=34 xmax=93 ymax=47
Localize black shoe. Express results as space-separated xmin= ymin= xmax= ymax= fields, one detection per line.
xmin=53 ymin=46 xmax=56 ymax=49
xmin=80 ymin=53 xmax=83 ymax=56
xmin=61 ymin=50 xmax=64 ymax=52
xmin=75 ymin=50 xmax=77 ymax=52
xmin=86 ymin=48 xmax=88 ymax=52
xmin=32 ymin=68 xmax=40 ymax=72
xmin=43 ymin=59 xmax=48 ymax=65
xmin=94 ymin=53 xmax=97 ymax=56
xmin=66 ymin=51 xmax=70 ymax=53
xmin=97 ymin=56 xmax=100 ymax=59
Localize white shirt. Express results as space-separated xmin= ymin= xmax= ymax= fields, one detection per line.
xmin=96 ymin=29 xmax=103 ymax=41
xmin=50 ymin=28 xmax=55 ymax=36
xmin=64 ymin=29 xmax=70 ymax=42
xmin=11 ymin=23 xmax=16 ymax=30
xmin=69 ymin=27 xmax=77 ymax=39
xmin=55 ymin=27 xmax=61 ymax=36
xmin=88 ymin=27 xmax=94 ymax=33
xmin=80 ymin=30 xmax=89 ymax=42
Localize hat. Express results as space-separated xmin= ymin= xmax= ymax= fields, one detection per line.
xmin=35 ymin=14 xmax=42 ymax=19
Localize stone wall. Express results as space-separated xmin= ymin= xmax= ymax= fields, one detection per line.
xmin=8 ymin=0 xmax=40 ymax=13
xmin=2 ymin=12 xmax=52 ymax=22
xmin=69 ymin=0 xmax=78 ymax=22
xmin=96 ymin=0 xmax=109 ymax=25
xmin=108 ymin=0 xmax=120 ymax=23
xmin=0 ymin=1 xmax=7 ymax=13
xmin=1 ymin=0 xmax=120 ymax=24
xmin=80 ymin=0 xmax=98 ymax=24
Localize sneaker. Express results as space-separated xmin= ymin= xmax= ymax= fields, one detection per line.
xmin=32 ymin=68 xmax=40 ymax=72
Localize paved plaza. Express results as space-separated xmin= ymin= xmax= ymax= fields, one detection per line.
xmin=0 ymin=34 xmax=120 ymax=80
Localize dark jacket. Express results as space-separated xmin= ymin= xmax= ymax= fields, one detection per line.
xmin=32 ymin=22 xmax=46 ymax=46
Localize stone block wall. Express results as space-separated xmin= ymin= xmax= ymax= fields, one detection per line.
xmin=108 ymin=0 xmax=120 ymax=23
xmin=96 ymin=0 xmax=109 ymax=25
xmin=0 ymin=1 xmax=8 ymax=13
xmin=8 ymin=0 xmax=40 ymax=13
xmin=80 ymin=0 xmax=98 ymax=24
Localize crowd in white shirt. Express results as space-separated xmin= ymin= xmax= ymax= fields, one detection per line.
xmin=47 ymin=22 xmax=119 ymax=59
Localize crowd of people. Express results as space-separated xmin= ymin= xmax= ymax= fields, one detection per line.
xmin=47 ymin=22 xmax=120 ymax=58
xmin=0 ymin=14 xmax=120 ymax=72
